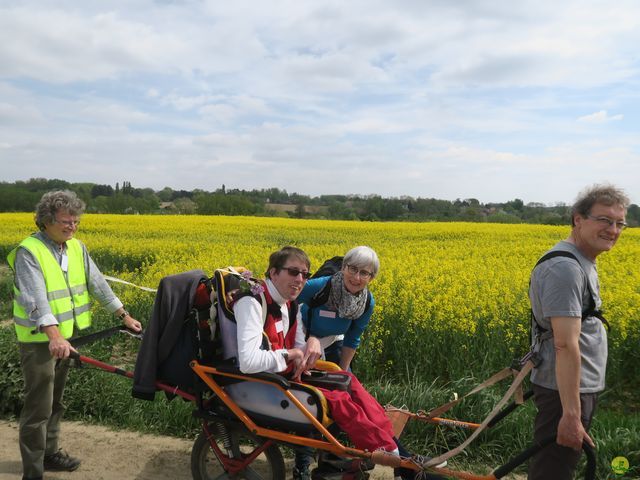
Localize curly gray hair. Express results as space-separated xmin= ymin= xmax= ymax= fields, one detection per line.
xmin=571 ymin=184 xmax=630 ymax=227
xmin=35 ymin=190 xmax=86 ymax=231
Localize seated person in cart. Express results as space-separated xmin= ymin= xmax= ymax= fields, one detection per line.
xmin=229 ymin=246 xmax=443 ymax=480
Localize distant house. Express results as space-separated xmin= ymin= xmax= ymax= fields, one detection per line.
xmin=159 ymin=202 xmax=175 ymax=210
xmin=264 ymin=203 xmax=297 ymax=213
xmin=264 ymin=203 xmax=329 ymax=215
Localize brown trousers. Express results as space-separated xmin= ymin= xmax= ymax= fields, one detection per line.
xmin=528 ymin=384 xmax=598 ymax=480
xmin=19 ymin=342 xmax=71 ymax=479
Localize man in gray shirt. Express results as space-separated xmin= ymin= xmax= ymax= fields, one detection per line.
xmin=8 ymin=190 xmax=142 ymax=480
xmin=528 ymin=184 xmax=629 ymax=480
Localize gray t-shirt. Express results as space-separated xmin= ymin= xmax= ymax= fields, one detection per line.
xmin=529 ymin=241 xmax=607 ymax=393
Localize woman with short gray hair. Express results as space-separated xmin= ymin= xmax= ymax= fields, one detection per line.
xmin=292 ymin=246 xmax=381 ymax=480
xmin=298 ymin=245 xmax=379 ymax=371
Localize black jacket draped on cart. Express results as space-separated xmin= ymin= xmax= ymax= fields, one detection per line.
xmin=132 ymin=269 xmax=207 ymax=400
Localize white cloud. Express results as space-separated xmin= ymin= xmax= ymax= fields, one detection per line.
xmin=0 ymin=102 xmax=44 ymax=125
xmin=0 ymin=8 xmax=189 ymax=83
xmin=578 ymin=110 xmax=624 ymax=123
xmin=0 ymin=1 xmax=639 ymax=204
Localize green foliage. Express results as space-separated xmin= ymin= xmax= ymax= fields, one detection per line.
xmin=3 ymin=178 xmax=639 ymax=225
xmin=0 ymin=264 xmax=13 ymax=318
xmin=0 ymin=325 xmax=23 ymax=417
xmin=0 ymin=217 xmax=638 ymax=477
xmin=0 ymin=265 xmax=22 ymax=417
xmin=368 ymin=373 xmax=535 ymax=474
xmin=589 ymin=410 xmax=640 ymax=479
xmin=63 ymin=364 xmax=198 ymax=438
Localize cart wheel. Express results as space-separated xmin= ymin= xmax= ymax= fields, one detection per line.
xmin=191 ymin=421 xmax=285 ymax=480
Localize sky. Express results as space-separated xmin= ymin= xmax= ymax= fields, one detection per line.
xmin=0 ymin=0 xmax=639 ymax=204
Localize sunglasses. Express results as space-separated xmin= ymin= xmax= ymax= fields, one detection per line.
xmin=280 ymin=267 xmax=312 ymax=279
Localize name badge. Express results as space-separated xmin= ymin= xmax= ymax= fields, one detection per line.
xmin=319 ymin=310 xmax=336 ymax=318
xmin=275 ymin=320 xmax=284 ymax=333
xmin=60 ymin=254 xmax=69 ymax=272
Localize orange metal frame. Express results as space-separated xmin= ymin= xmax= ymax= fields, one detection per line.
xmin=190 ymin=360 xmax=470 ymax=478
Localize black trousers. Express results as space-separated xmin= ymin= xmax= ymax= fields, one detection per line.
xmin=528 ymin=384 xmax=598 ymax=480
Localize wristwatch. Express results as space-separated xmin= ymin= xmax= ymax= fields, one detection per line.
xmin=281 ymin=350 xmax=289 ymax=362
xmin=117 ymin=309 xmax=130 ymax=321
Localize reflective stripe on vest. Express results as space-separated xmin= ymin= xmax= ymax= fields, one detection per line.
xmin=7 ymin=236 xmax=92 ymax=343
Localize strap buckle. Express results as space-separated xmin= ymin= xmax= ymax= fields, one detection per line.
xmin=516 ymin=350 xmax=542 ymax=369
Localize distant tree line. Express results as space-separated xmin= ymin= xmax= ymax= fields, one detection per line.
xmin=1 ymin=178 xmax=638 ymax=227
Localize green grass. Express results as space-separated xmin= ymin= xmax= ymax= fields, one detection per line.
xmin=1 ymin=265 xmax=638 ymax=479
xmin=366 ymin=371 xmax=640 ymax=479
xmin=0 ymin=264 xmax=13 ymax=320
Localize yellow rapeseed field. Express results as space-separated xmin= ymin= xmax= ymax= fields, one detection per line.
xmin=2 ymin=213 xmax=639 ymax=382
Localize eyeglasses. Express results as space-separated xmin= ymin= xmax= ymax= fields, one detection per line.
xmin=586 ymin=215 xmax=628 ymax=231
xmin=280 ymin=267 xmax=312 ymax=279
xmin=346 ymin=264 xmax=373 ymax=279
xmin=55 ymin=219 xmax=81 ymax=228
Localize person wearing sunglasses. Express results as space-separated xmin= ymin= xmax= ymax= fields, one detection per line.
xmin=528 ymin=184 xmax=630 ymax=480
xmin=7 ymin=190 xmax=142 ymax=480
xmin=231 ymin=246 xmax=312 ymax=375
xmin=230 ymin=246 xmax=443 ymax=480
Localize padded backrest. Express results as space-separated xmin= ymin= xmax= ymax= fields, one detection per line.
xmin=213 ymin=267 xmax=268 ymax=364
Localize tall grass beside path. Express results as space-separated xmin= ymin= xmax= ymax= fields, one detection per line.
xmin=0 ymin=213 xmax=638 ymax=478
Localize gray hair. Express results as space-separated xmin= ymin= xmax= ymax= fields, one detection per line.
xmin=343 ymin=246 xmax=380 ymax=278
xmin=571 ymin=184 xmax=630 ymax=226
xmin=35 ymin=190 xmax=86 ymax=231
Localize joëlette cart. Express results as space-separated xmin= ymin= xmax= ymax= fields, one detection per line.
xmin=69 ymin=269 xmax=596 ymax=480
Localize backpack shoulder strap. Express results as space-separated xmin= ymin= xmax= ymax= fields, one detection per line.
xmin=534 ymin=250 xmax=579 ymax=267
xmin=304 ymin=279 xmax=332 ymax=341
xmin=308 ymin=279 xmax=332 ymax=309
xmin=304 ymin=279 xmax=372 ymax=341
xmin=531 ymin=250 xmax=608 ymax=330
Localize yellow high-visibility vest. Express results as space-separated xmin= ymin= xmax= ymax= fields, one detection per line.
xmin=7 ymin=236 xmax=91 ymax=343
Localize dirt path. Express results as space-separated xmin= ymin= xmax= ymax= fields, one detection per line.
xmin=0 ymin=420 xmax=194 ymax=480
xmin=0 ymin=420 xmax=395 ymax=480
xmin=0 ymin=420 xmax=529 ymax=480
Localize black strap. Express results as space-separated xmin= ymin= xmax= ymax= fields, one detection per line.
xmin=531 ymin=250 xmax=610 ymax=334
xmin=308 ymin=278 xmax=332 ymax=309
xmin=70 ymin=325 xmax=143 ymax=349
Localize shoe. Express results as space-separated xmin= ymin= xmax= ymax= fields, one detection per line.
xmin=426 ymin=457 xmax=447 ymax=469
xmin=43 ymin=449 xmax=81 ymax=472
xmin=293 ymin=466 xmax=312 ymax=480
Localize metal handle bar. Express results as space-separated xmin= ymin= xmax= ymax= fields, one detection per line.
xmin=486 ymin=389 xmax=534 ymax=428
xmin=492 ymin=434 xmax=596 ymax=480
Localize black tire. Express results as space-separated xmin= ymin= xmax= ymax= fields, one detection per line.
xmin=191 ymin=421 xmax=285 ymax=480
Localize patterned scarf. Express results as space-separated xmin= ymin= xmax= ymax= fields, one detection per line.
xmin=325 ymin=271 xmax=369 ymax=320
